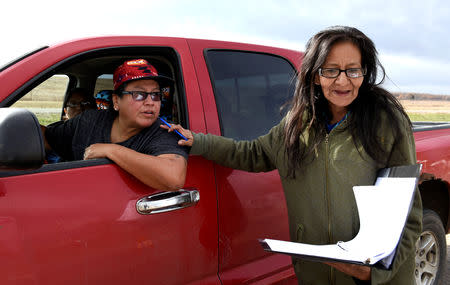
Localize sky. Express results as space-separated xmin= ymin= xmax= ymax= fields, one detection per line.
xmin=2 ymin=0 xmax=450 ymax=95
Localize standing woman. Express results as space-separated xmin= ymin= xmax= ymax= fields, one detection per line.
xmin=166 ymin=26 xmax=422 ymax=284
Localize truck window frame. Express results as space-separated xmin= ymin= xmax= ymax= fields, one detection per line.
xmin=0 ymin=46 xmax=188 ymax=177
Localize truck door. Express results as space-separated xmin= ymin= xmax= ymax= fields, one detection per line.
xmin=188 ymin=39 xmax=299 ymax=284
xmin=0 ymin=38 xmax=220 ymax=285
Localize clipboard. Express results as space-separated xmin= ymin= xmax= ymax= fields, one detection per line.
xmin=259 ymin=164 xmax=421 ymax=269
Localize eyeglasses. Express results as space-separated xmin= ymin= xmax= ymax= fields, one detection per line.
xmin=121 ymin=91 xmax=163 ymax=102
xmin=66 ymin=101 xmax=93 ymax=108
xmin=318 ymin=68 xmax=366 ymax=79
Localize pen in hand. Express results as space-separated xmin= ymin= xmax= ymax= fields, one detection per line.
xmin=159 ymin=117 xmax=189 ymax=141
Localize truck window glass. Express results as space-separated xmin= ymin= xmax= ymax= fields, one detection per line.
xmin=93 ymin=74 xmax=114 ymax=110
xmin=206 ymin=50 xmax=296 ymax=140
xmin=11 ymin=75 xmax=69 ymax=125
xmin=94 ymin=74 xmax=114 ymax=96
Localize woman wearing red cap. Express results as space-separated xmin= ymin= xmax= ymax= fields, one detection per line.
xmin=43 ymin=59 xmax=189 ymax=190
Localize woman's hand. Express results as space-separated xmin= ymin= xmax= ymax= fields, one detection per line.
xmin=84 ymin=143 xmax=117 ymax=160
xmin=160 ymin=123 xmax=194 ymax=147
xmin=324 ymin=262 xmax=371 ymax=281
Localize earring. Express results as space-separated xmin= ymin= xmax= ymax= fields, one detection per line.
xmin=114 ymin=105 xmax=118 ymax=111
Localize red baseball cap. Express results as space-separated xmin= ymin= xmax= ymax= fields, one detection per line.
xmin=113 ymin=59 xmax=174 ymax=91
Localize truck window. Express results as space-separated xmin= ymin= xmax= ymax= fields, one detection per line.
xmin=0 ymin=46 xmax=187 ymax=178
xmin=93 ymin=74 xmax=114 ymax=110
xmin=11 ymin=75 xmax=69 ymax=125
xmin=206 ymin=50 xmax=296 ymax=140
xmin=94 ymin=74 xmax=114 ymax=96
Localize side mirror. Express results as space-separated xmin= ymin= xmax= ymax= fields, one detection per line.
xmin=0 ymin=108 xmax=45 ymax=170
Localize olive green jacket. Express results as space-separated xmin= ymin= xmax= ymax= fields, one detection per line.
xmin=191 ymin=113 xmax=422 ymax=285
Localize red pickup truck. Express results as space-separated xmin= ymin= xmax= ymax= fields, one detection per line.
xmin=0 ymin=37 xmax=448 ymax=285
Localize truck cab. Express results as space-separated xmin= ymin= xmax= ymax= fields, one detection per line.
xmin=0 ymin=37 xmax=301 ymax=284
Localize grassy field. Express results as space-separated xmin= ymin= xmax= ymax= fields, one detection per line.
xmin=14 ymin=101 xmax=62 ymax=108
xmin=407 ymin=113 xmax=450 ymax=122
xmin=35 ymin=113 xmax=61 ymax=125
xmin=20 ymin=100 xmax=450 ymax=125
xmin=399 ymin=99 xmax=450 ymax=122
xmin=11 ymin=74 xmax=450 ymax=124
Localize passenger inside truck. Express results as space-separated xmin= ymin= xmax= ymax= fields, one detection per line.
xmin=36 ymin=57 xmax=189 ymax=189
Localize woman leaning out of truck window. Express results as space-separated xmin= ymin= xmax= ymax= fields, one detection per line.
xmin=42 ymin=59 xmax=189 ymax=191
xmin=162 ymin=26 xmax=422 ymax=285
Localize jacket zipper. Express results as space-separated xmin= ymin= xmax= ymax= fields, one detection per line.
xmin=325 ymin=134 xmax=335 ymax=285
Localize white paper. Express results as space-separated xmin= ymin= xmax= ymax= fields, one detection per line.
xmin=260 ymin=177 xmax=417 ymax=267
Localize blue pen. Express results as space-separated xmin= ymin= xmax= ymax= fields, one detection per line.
xmin=159 ymin=117 xmax=188 ymax=141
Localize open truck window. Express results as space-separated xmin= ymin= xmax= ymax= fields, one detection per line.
xmin=2 ymin=46 xmax=187 ymax=173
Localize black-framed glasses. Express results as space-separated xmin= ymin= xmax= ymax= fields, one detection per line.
xmin=66 ymin=101 xmax=93 ymax=108
xmin=318 ymin=68 xmax=366 ymax=78
xmin=121 ymin=91 xmax=163 ymax=102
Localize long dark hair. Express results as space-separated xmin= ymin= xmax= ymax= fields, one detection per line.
xmin=284 ymin=26 xmax=410 ymax=177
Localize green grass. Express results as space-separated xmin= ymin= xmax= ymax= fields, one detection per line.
xmin=35 ymin=113 xmax=61 ymax=125
xmin=11 ymin=101 xmax=62 ymax=125
xmin=407 ymin=113 xmax=450 ymax=122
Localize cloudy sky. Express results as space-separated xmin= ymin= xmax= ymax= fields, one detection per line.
xmin=2 ymin=0 xmax=449 ymax=95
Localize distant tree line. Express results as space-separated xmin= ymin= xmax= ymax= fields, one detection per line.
xmin=393 ymin=93 xmax=450 ymax=101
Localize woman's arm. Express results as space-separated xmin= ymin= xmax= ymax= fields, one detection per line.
xmin=162 ymin=121 xmax=284 ymax=173
xmin=84 ymin=143 xmax=187 ymax=191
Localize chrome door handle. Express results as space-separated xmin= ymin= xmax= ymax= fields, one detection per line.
xmin=136 ymin=189 xmax=200 ymax=215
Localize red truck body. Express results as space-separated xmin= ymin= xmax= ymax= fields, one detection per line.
xmin=415 ymin=127 xmax=450 ymax=183
xmin=0 ymin=37 xmax=448 ymax=285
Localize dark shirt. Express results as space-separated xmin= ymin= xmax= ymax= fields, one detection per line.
xmin=45 ymin=109 xmax=189 ymax=161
